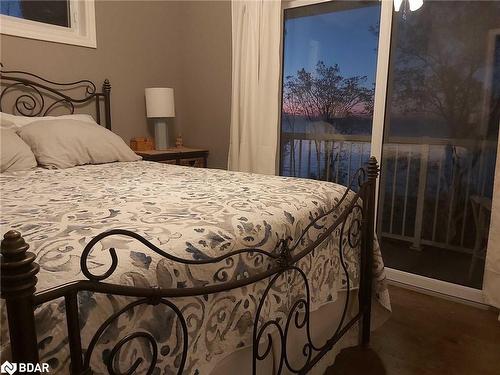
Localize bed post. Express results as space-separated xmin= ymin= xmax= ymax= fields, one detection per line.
xmin=359 ymin=156 xmax=379 ymax=347
xmin=1 ymin=231 xmax=40 ymax=365
xmin=103 ymin=79 xmax=112 ymax=130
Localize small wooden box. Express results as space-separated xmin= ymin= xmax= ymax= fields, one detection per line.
xmin=130 ymin=137 xmax=154 ymax=151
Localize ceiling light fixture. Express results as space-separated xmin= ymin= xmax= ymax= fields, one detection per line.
xmin=395 ymin=0 xmax=423 ymax=19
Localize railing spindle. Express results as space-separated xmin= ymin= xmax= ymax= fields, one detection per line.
xmin=347 ymin=142 xmax=353 ymax=185
xmin=432 ymin=151 xmax=443 ymax=242
xmin=298 ymin=139 xmax=303 ymax=177
xmin=402 ymin=145 xmax=412 ymax=236
xmin=446 ymin=153 xmax=458 ymax=245
xmin=336 ymin=142 xmax=342 ymax=183
xmin=411 ymin=143 xmax=429 ymax=250
xmin=326 ymin=140 xmax=331 ymax=182
xmin=460 ymin=152 xmax=473 ymax=247
xmin=389 ymin=144 xmax=399 ymax=234
xmin=316 ymin=141 xmax=321 ymax=179
xmin=308 ymin=140 xmax=312 ymax=178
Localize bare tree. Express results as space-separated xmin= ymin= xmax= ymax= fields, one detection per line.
xmin=283 ymin=61 xmax=374 ymax=125
xmin=392 ymin=1 xmax=500 ymax=139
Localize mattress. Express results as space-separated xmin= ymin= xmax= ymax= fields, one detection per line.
xmin=0 ymin=161 xmax=390 ymax=374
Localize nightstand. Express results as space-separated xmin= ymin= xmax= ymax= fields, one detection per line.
xmin=136 ymin=147 xmax=209 ymax=168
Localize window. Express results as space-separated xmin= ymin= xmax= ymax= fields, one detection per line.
xmin=1 ymin=1 xmax=70 ymax=27
xmin=0 ymin=0 xmax=96 ymax=48
xmin=280 ymin=1 xmax=381 ymax=186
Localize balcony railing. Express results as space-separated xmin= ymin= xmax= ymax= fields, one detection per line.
xmin=280 ymin=132 xmax=496 ymax=254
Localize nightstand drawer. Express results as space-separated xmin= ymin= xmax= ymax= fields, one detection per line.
xmin=180 ymin=157 xmax=206 ymax=168
xmin=159 ymin=159 xmax=177 ymax=165
xmin=136 ymin=147 xmax=208 ymax=168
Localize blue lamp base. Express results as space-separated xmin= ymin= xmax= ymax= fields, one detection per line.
xmin=154 ymin=119 xmax=169 ymax=150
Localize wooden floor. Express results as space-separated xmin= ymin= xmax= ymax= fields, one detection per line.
xmin=327 ymin=285 xmax=500 ymax=375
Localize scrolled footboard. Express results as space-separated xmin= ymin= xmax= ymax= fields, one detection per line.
xmin=0 ymin=158 xmax=379 ymax=375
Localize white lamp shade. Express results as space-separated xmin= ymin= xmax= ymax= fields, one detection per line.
xmin=145 ymin=88 xmax=175 ymax=118
xmin=394 ymin=0 xmax=424 ymax=12
xmin=409 ymin=0 xmax=423 ymax=11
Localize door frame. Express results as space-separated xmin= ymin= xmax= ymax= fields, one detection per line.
xmin=386 ymin=268 xmax=486 ymax=304
xmin=280 ymin=0 xmax=490 ymax=304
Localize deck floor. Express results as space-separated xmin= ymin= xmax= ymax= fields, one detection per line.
xmin=380 ymin=237 xmax=484 ymax=289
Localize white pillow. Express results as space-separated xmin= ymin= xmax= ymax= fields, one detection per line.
xmin=1 ymin=128 xmax=37 ymax=172
xmin=18 ymin=118 xmax=141 ymax=169
xmin=0 ymin=112 xmax=96 ymax=130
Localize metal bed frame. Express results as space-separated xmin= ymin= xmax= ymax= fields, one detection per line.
xmin=0 ymin=66 xmax=379 ymax=375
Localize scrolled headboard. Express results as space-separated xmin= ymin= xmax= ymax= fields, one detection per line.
xmin=0 ymin=63 xmax=112 ymax=130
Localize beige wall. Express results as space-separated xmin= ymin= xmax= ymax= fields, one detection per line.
xmin=176 ymin=1 xmax=232 ymax=169
xmin=0 ymin=0 xmax=232 ymax=169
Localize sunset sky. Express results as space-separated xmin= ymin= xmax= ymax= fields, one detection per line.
xmin=283 ymin=4 xmax=381 ymax=90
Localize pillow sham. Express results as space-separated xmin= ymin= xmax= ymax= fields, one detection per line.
xmin=1 ymin=128 xmax=37 ymax=172
xmin=0 ymin=112 xmax=96 ymax=130
xmin=18 ymin=119 xmax=141 ymax=169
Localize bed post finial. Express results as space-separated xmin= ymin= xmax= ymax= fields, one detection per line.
xmin=103 ymin=78 xmax=111 ymax=92
xmin=1 ymin=230 xmax=40 ymax=364
xmin=367 ymin=156 xmax=379 ymax=181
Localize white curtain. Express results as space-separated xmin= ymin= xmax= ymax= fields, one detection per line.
xmin=228 ymin=0 xmax=282 ymax=174
xmin=484 ymin=143 xmax=500 ymax=319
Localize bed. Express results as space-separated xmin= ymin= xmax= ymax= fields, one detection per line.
xmin=0 ymin=67 xmax=390 ymax=374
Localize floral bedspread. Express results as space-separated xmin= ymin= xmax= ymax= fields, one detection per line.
xmin=0 ymin=161 xmax=390 ymax=374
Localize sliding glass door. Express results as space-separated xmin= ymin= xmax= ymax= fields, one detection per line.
xmin=379 ymin=1 xmax=500 ymax=290
xmin=280 ymin=0 xmax=500 ymax=301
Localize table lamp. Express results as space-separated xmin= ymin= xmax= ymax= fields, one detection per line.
xmin=145 ymin=87 xmax=175 ymax=150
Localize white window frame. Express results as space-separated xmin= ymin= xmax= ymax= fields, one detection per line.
xmin=0 ymin=0 xmax=96 ymax=48
xmin=282 ymin=0 xmax=331 ymax=9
